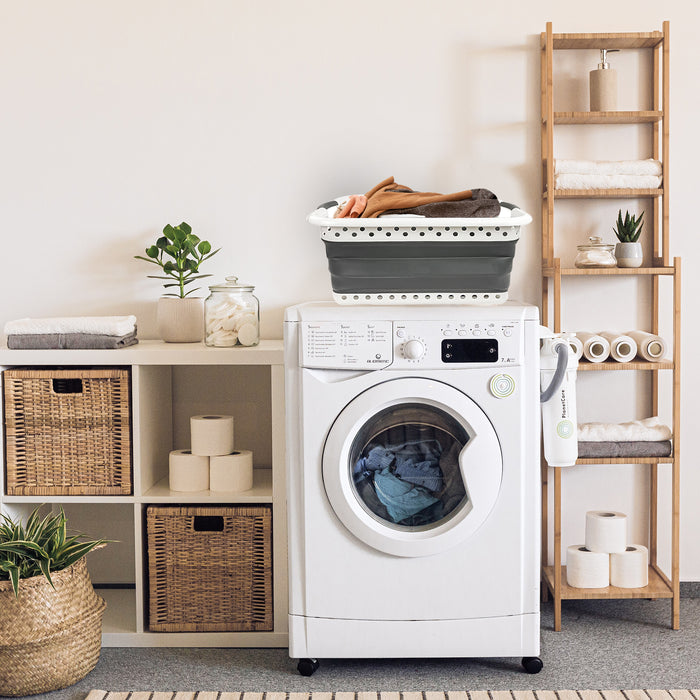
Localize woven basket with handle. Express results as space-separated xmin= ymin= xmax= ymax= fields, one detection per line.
xmin=0 ymin=557 xmax=106 ymax=696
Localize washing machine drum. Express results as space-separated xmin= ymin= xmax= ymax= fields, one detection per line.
xmin=323 ymin=377 xmax=503 ymax=557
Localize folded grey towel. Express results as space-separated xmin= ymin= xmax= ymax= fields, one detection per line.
xmin=7 ymin=331 xmax=138 ymax=349
xmin=578 ymin=440 xmax=672 ymax=458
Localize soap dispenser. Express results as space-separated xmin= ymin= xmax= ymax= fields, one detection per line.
xmin=589 ymin=48 xmax=620 ymax=111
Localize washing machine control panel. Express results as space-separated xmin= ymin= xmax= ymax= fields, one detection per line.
xmin=300 ymin=319 xmax=523 ymax=369
xmin=394 ymin=320 xmax=522 ymax=368
xmin=301 ymin=321 xmax=394 ymax=369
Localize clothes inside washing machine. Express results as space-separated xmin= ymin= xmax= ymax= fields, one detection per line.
xmin=350 ymin=404 xmax=469 ymax=528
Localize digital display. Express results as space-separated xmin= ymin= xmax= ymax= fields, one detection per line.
xmin=441 ymin=338 xmax=498 ymax=363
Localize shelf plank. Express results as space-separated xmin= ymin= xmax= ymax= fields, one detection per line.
xmin=542 ymin=266 xmax=675 ymax=277
xmin=545 ymin=188 xmax=663 ymax=199
xmin=577 ymin=359 xmax=673 ymax=371
xmin=552 ymin=111 xmax=663 ymax=124
xmin=545 ymin=32 xmax=664 ymax=50
xmin=575 ymin=456 xmax=674 ymax=465
xmin=142 ymin=468 xmax=273 ymax=503
xmin=543 ymin=565 xmax=673 ymax=599
xmin=0 ymin=338 xmax=285 ymax=367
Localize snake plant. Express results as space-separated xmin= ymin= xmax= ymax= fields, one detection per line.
xmin=613 ymin=209 xmax=644 ymax=243
xmin=0 ymin=506 xmax=106 ymax=597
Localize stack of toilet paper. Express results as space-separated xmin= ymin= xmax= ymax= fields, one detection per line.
xmin=566 ymin=510 xmax=648 ymax=589
xmin=168 ymin=414 xmax=254 ymax=493
xmin=569 ymin=330 xmax=667 ymax=363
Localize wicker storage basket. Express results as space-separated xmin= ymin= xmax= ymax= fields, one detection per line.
xmin=3 ymin=367 xmax=132 ymax=495
xmin=147 ymin=504 xmax=273 ymax=632
xmin=0 ymin=557 xmax=106 ymax=696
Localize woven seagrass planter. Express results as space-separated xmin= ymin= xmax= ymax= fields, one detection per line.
xmin=0 ymin=557 xmax=106 ymax=696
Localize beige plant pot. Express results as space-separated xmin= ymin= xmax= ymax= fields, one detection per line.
xmin=615 ymin=241 xmax=643 ymax=268
xmin=157 ymin=297 xmax=204 ymax=343
xmin=0 ymin=558 xmax=106 ymax=696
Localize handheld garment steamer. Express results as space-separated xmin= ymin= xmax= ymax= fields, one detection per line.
xmin=540 ymin=331 xmax=579 ymax=467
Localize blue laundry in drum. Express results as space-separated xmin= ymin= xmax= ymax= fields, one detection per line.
xmin=394 ymin=458 xmax=443 ymax=492
xmin=364 ymin=445 xmax=395 ymax=471
xmin=373 ymin=467 xmax=440 ymax=523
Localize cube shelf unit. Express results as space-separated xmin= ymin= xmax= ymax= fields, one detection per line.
xmin=0 ymin=339 xmax=287 ymax=647
xmin=540 ymin=22 xmax=680 ymax=631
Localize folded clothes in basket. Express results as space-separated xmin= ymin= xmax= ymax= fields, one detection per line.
xmin=334 ymin=176 xmax=501 ymax=219
xmin=4 ymin=315 xmax=138 ymax=349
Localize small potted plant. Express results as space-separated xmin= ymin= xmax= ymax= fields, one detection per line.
xmin=0 ymin=506 xmax=107 ymax=695
xmin=613 ymin=209 xmax=644 ymax=268
xmin=135 ymin=222 xmax=220 ymax=342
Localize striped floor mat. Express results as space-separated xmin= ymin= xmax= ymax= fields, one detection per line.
xmin=86 ymin=692 xmax=700 ymax=700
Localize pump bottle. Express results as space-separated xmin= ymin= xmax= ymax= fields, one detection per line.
xmin=590 ymin=48 xmax=620 ymax=111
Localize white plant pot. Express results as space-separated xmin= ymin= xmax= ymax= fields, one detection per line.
xmin=615 ymin=241 xmax=643 ymax=268
xmin=157 ymin=297 xmax=204 ymax=343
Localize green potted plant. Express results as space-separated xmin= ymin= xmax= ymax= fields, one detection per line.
xmin=613 ymin=209 xmax=644 ymax=268
xmin=0 ymin=506 xmax=107 ymax=696
xmin=135 ymin=221 xmax=221 ymax=342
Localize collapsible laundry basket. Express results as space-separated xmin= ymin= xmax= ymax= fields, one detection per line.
xmin=309 ymin=201 xmax=531 ymax=305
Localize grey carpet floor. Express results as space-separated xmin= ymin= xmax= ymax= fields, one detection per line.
xmin=17 ymin=598 xmax=700 ymax=700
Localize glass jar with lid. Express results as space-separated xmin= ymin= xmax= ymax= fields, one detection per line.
xmin=574 ymin=236 xmax=617 ymax=268
xmin=204 ymin=275 xmax=259 ymax=347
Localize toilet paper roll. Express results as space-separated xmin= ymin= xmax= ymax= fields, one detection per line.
xmin=209 ymin=450 xmax=254 ymax=492
xmin=566 ymin=544 xmax=610 ymax=588
xmin=190 ymin=414 xmax=235 ymax=456
xmin=585 ymin=510 xmax=628 ymax=553
xmin=610 ymin=544 xmax=649 ymax=588
xmin=169 ymin=449 xmax=210 ymax=492
xmin=599 ymin=332 xmax=638 ymax=363
xmin=625 ymin=331 xmax=667 ymax=361
xmin=575 ymin=332 xmax=611 ymax=363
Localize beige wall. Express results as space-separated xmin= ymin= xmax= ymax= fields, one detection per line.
xmin=1 ymin=1 xmax=698 ymax=577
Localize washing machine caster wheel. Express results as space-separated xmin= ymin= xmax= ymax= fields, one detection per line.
xmin=297 ymin=658 xmax=320 ymax=676
xmin=521 ymin=656 xmax=543 ymax=674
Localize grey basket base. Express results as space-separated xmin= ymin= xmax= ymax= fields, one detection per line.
xmin=332 ymin=290 xmax=509 ymax=305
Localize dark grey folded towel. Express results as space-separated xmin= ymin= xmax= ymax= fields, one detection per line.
xmin=578 ymin=440 xmax=672 ymax=458
xmin=7 ymin=331 xmax=138 ymax=349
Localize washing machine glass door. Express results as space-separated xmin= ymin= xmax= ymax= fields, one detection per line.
xmin=323 ymin=377 xmax=502 ymax=557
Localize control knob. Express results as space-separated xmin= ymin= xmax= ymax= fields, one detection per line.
xmin=403 ymin=338 xmax=425 ymax=360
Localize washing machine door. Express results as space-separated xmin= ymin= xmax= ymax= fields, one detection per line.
xmin=323 ymin=377 xmax=502 ymax=557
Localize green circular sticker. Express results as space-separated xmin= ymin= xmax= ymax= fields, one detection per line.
xmin=490 ymin=373 xmax=515 ymax=398
xmin=557 ymin=420 xmax=574 ymax=439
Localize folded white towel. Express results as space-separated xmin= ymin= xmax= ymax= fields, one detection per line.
xmin=578 ymin=417 xmax=672 ymax=442
xmin=4 ymin=315 xmax=137 ymax=337
xmin=554 ymin=159 xmax=662 ymax=176
xmin=554 ymin=173 xmax=662 ymax=190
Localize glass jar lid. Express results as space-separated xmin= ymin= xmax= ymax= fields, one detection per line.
xmin=208 ymin=275 xmax=255 ymax=292
xmin=577 ymin=236 xmax=614 ymax=252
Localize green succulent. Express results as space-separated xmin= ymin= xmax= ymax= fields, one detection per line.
xmin=135 ymin=221 xmax=221 ymax=298
xmin=0 ymin=506 xmax=107 ymax=597
xmin=613 ymin=209 xmax=644 ymax=243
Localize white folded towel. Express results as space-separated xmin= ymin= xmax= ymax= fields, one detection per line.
xmin=578 ymin=417 xmax=672 ymax=442
xmin=554 ymin=159 xmax=662 ymax=176
xmin=4 ymin=315 xmax=137 ymax=337
xmin=554 ymin=173 xmax=662 ymax=190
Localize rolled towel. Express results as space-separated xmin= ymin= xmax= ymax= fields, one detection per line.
xmin=578 ymin=417 xmax=672 ymax=442
xmin=554 ymin=173 xmax=662 ymax=190
xmin=554 ymin=159 xmax=662 ymax=176
xmin=575 ymin=332 xmax=611 ymax=363
xmin=599 ymin=332 xmax=637 ymax=363
xmin=626 ymin=330 xmax=667 ymax=361
xmin=4 ymin=315 xmax=137 ymax=337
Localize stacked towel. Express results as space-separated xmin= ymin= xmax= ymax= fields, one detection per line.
xmin=553 ymin=159 xmax=662 ymax=190
xmin=577 ymin=417 xmax=672 ymax=459
xmin=4 ymin=316 xmax=138 ymax=349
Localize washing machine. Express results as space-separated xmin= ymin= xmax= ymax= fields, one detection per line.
xmin=284 ymin=301 xmax=542 ymax=675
